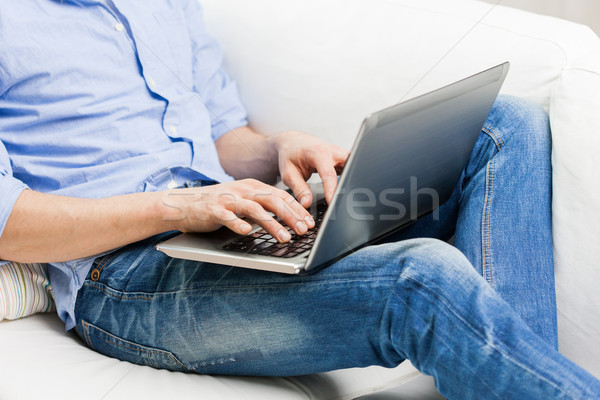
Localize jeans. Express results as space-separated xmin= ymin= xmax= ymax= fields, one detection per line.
xmin=74 ymin=96 xmax=600 ymax=399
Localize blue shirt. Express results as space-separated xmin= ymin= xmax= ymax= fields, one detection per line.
xmin=0 ymin=0 xmax=248 ymax=330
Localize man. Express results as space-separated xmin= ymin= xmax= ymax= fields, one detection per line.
xmin=0 ymin=1 xmax=599 ymax=398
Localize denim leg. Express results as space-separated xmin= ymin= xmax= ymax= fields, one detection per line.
xmin=383 ymin=95 xmax=557 ymax=348
xmin=456 ymin=95 xmax=557 ymax=348
xmin=378 ymin=240 xmax=599 ymax=400
xmin=74 ymin=235 xmax=600 ymax=399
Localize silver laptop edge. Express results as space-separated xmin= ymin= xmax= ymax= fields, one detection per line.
xmin=157 ymin=62 xmax=510 ymax=275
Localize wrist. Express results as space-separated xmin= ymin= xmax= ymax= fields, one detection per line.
xmin=149 ymin=190 xmax=185 ymax=232
xmin=267 ymin=132 xmax=284 ymax=168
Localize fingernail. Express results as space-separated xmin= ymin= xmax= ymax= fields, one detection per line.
xmin=300 ymin=195 xmax=310 ymax=207
xmin=278 ymin=229 xmax=291 ymax=242
xmin=305 ymin=215 xmax=315 ymax=228
xmin=295 ymin=220 xmax=307 ymax=234
xmin=240 ymin=223 xmax=252 ymax=234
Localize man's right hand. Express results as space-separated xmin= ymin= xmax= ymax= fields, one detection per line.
xmin=162 ymin=179 xmax=315 ymax=243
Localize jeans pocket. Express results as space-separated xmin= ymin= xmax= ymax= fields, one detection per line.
xmin=80 ymin=320 xmax=188 ymax=372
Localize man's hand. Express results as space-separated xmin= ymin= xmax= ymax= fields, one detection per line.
xmin=216 ymin=127 xmax=350 ymax=208
xmin=270 ymin=131 xmax=349 ymax=207
xmin=163 ymin=179 xmax=315 ymax=242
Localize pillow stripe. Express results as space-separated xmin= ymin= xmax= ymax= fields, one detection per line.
xmin=0 ymin=262 xmax=55 ymax=321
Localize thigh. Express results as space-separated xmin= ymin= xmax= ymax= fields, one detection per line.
xmin=75 ymin=233 xmax=436 ymax=375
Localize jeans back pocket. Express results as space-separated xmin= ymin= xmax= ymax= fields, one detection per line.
xmin=80 ymin=320 xmax=188 ymax=372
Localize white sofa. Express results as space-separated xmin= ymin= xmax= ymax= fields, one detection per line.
xmin=2 ymin=0 xmax=600 ymax=398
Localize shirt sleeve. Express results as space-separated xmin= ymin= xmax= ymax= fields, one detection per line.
xmin=0 ymin=139 xmax=28 ymax=243
xmin=183 ymin=0 xmax=248 ymax=142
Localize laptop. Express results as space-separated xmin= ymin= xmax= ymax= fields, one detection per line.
xmin=156 ymin=62 xmax=510 ymax=275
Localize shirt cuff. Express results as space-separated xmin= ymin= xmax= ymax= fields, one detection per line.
xmin=0 ymin=175 xmax=29 ymax=240
xmin=209 ymin=82 xmax=249 ymax=142
xmin=211 ymin=115 xmax=249 ymax=143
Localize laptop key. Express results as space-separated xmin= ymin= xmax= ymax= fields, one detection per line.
xmin=271 ymin=248 xmax=290 ymax=257
xmin=249 ymin=241 xmax=273 ymax=254
xmin=258 ymin=247 xmax=277 ymax=256
xmin=231 ymin=243 xmax=253 ymax=252
xmin=223 ymin=198 xmax=327 ymax=257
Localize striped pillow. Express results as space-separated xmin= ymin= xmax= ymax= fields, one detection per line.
xmin=0 ymin=262 xmax=55 ymax=321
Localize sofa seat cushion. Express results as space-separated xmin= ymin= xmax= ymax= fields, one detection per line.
xmin=0 ymin=314 xmax=422 ymax=399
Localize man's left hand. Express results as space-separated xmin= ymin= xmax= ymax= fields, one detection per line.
xmin=270 ymin=131 xmax=350 ymax=207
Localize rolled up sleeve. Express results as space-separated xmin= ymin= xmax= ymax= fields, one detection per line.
xmin=0 ymin=140 xmax=28 ymax=242
xmin=184 ymin=0 xmax=248 ymax=142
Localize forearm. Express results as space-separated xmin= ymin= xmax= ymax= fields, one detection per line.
xmin=215 ymin=126 xmax=279 ymax=182
xmin=0 ymin=190 xmax=178 ymax=263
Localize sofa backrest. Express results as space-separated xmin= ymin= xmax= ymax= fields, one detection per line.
xmin=201 ymin=0 xmax=595 ymax=148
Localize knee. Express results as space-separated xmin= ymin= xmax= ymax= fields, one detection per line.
xmin=491 ymin=95 xmax=549 ymax=128
xmin=485 ymin=95 xmax=551 ymax=153
xmin=387 ymin=238 xmax=477 ymax=291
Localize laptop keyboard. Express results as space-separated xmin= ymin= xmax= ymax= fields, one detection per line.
xmin=222 ymin=200 xmax=327 ymax=258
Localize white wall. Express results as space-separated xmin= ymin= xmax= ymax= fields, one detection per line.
xmin=483 ymin=0 xmax=600 ymax=35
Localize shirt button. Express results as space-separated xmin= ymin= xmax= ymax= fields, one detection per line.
xmin=115 ymin=23 xmax=125 ymax=32
xmin=169 ymin=126 xmax=178 ymax=135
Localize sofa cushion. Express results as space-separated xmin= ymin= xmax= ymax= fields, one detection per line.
xmin=0 ymin=313 xmax=422 ymax=399
xmin=201 ymin=0 xmax=567 ymax=150
xmin=0 ymin=262 xmax=54 ymax=321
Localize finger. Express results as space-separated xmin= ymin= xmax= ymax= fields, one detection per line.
xmin=236 ymin=199 xmax=292 ymax=243
xmin=238 ymin=179 xmax=314 ymax=229
xmin=280 ymin=162 xmax=313 ymax=208
xmin=212 ymin=208 xmax=253 ymax=235
xmin=254 ymin=188 xmax=314 ymax=232
xmin=314 ymin=160 xmax=339 ymax=204
xmin=335 ymin=149 xmax=351 ymax=172
xmin=275 ymin=188 xmax=316 ymax=229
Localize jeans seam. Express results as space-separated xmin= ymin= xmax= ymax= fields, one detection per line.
xmin=81 ymin=320 xmax=95 ymax=351
xmin=104 ymin=338 xmax=188 ymax=371
xmin=82 ymin=277 xmax=391 ymax=299
xmin=481 ymin=158 xmax=495 ymax=285
xmin=482 ymin=125 xmax=505 ymax=150
xmin=95 ymin=251 xmax=119 ymax=277
xmin=82 ymin=282 xmax=154 ymax=301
